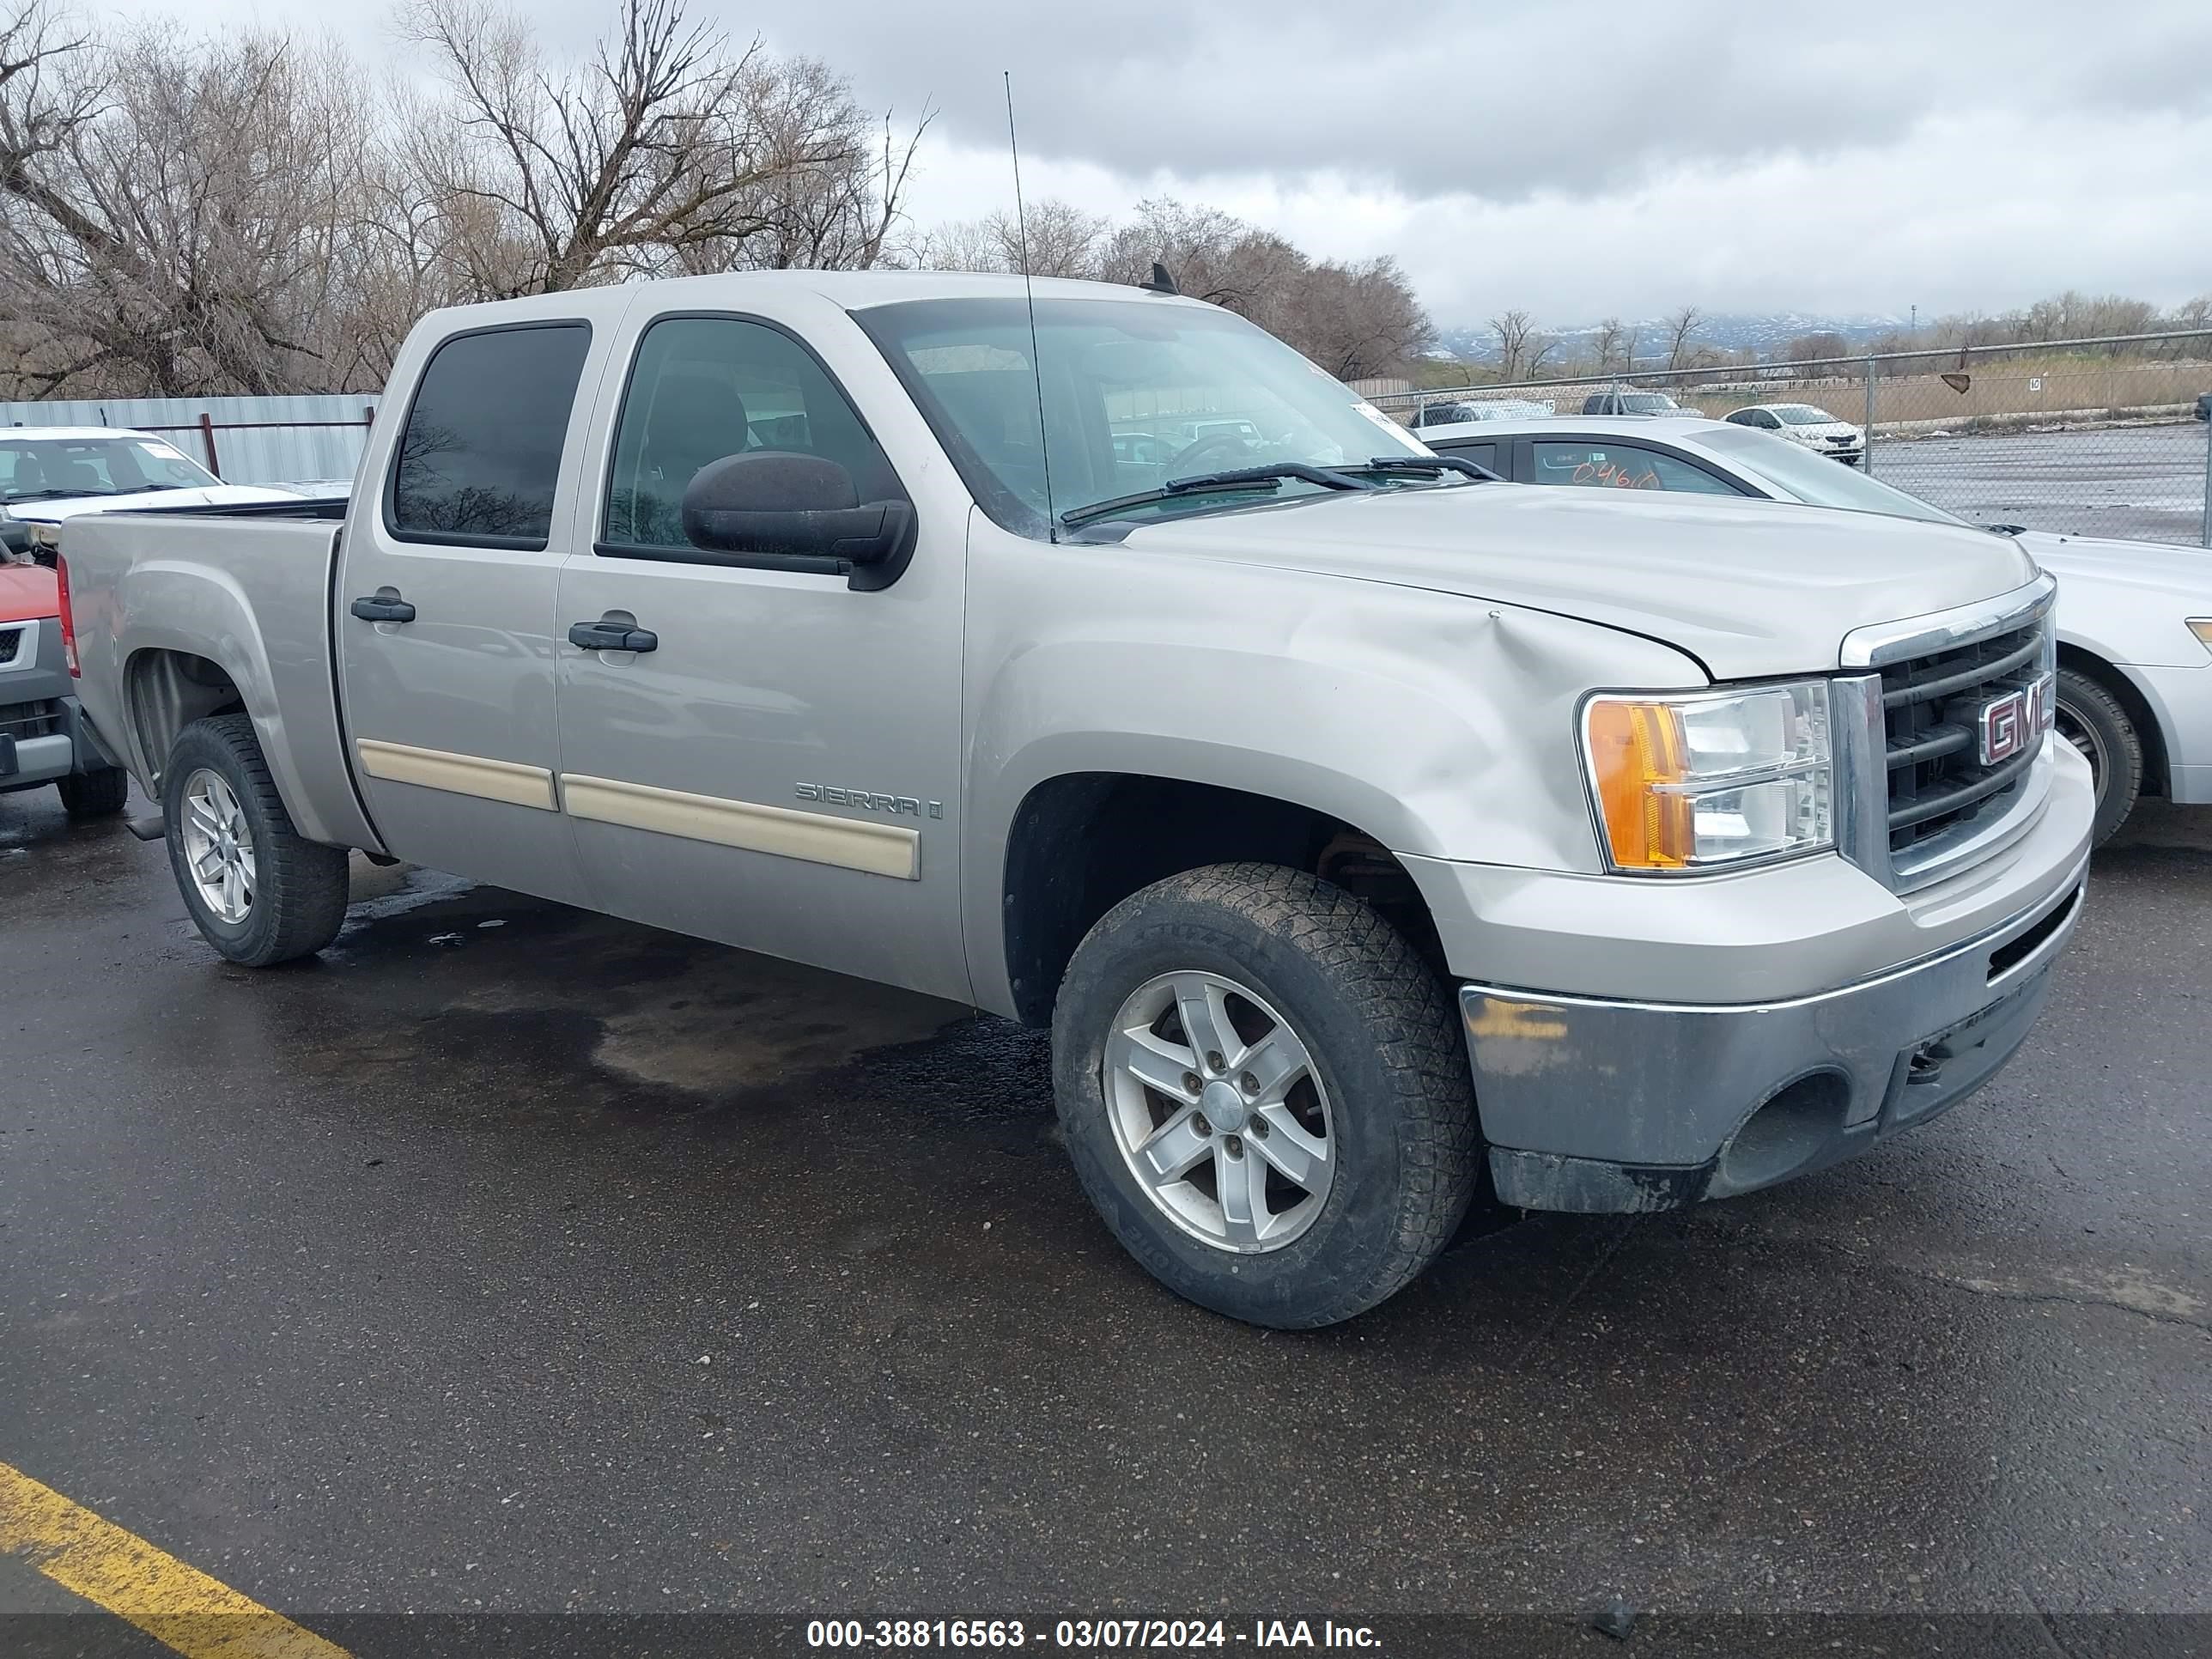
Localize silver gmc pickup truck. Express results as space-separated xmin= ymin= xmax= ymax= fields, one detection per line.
xmin=59 ymin=271 xmax=2094 ymax=1327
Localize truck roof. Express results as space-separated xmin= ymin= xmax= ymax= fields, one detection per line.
xmin=418 ymin=270 xmax=1213 ymax=331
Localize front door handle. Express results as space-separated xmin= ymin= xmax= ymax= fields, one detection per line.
xmin=350 ymin=587 xmax=416 ymax=623
xmin=568 ymin=617 xmax=659 ymax=653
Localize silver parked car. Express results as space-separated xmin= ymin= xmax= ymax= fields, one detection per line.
xmin=1419 ymin=413 xmax=2209 ymax=843
xmin=58 ymin=273 xmax=2091 ymax=1328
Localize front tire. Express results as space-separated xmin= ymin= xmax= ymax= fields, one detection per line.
xmin=163 ymin=713 xmax=349 ymax=966
xmin=2054 ymin=668 xmax=2143 ymax=846
xmin=1052 ymin=863 xmax=1481 ymax=1328
xmin=56 ymin=766 xmax=129 ymax=817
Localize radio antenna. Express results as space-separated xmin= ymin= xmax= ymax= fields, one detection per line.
xmin=1004 ymin=71 xmax=1058 ymax=543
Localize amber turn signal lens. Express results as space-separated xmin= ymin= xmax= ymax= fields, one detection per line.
xmin=1585 ymin=699 xmax=1695 ymax=868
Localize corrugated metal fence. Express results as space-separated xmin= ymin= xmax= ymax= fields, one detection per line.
xmin=0 ymin=394 xmax=374 ymax=487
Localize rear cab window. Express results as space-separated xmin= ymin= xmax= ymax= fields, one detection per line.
xmin=387 ymin=322 xmax=593 ymax=550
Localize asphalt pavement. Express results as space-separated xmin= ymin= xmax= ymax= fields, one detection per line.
xmin=3 ymin=786 xmax=2208 ymax=1656
xmin=1876 ymin=421 xmax=2211 ymax=544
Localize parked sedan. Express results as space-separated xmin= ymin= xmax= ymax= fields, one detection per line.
xmin=1417 ymin=414 xmax=2210 ymax=843
xmin=1722 ymin=403 xmax=1864 ymax=462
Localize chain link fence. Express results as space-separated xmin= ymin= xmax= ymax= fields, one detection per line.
xmin=1366 ymin=329 xmax=2212 ymax=545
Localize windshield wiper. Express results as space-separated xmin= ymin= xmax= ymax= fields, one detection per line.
xmin=1060 ymin=463 xmax=1373 ymax=529
xmin=2 ymin=488 xmax=104 ymax=501
xmin=1350 ymin=455 xmax=1502 ymax=483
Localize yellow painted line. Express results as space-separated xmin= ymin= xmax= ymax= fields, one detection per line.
xmin=0 ymin=1459 xmax=350 ymax=1659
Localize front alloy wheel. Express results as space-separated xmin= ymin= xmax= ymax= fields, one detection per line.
xmin=1105 ymin=970 xmax=1335 ymax=1253
xmin=1052 ymin=863 xmax=1482 ymax=1328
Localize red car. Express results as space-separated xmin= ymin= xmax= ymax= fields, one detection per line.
xmin=0 ymin=562 xmax=129 ymax=816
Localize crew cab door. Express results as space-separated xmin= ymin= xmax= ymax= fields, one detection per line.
xmin=551 ymin=303 xmax=971 ymax=1001
xmin=336 ymin=312 xmax=616 ymax=903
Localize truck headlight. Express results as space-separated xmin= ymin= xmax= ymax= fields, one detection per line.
xmin=1582 ymin=681 xmax=1833 ymax=872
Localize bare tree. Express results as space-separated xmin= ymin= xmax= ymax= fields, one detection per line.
xmin=924 ymin=193 xmax=1431 ymax=380
xmin=1662 ymin=304 xmax=1703 ymax=371
xmin=398 ymin=0 xmax=902 ymax=295
xmin=1778 ymin=330 xmax=1850 ymax=364
xmin=918 ymin=216 xmax=1005 ymax=273
xmin=671 ymin=56 xmax=930 ymax=274
xmin=1000 ymin=198 xmax=1107 ymax=278
xmin=1489 ymin=309 xmax=1534 ymax=379
xmin=1589 ymin=316 xmax=1628 ymax=373
xmin=0 ymin=6 xmax=384 ymax=395
xmin=920 ymin=214 xmax=1009 ymax=274
xmin=1293 ymin=257 xmax=1432 ymax=381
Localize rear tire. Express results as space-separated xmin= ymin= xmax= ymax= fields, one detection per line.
xmin=56 ymin=766 xmax=129 ymax=817
xmin=2055 ymin=668 xmax=2143 ymax=846
xmin=1051 ymin=863 xmax=1481 ymax=1328
xmin=163 ymin=713 xmax=349 ymax=966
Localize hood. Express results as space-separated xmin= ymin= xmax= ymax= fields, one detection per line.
xmin=2014 ymin=529 xmax=2212 ymax=598
xmin=0 ymin=562 xmax=58 ymax=624
xmin=6 ymin=483 xmax=300 ymax=522
xmin=1119 ymin=483 xmax=2039 ymax=680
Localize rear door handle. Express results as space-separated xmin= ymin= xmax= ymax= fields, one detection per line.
xmin=568 ymin=618 xmax=659 ymax=653
xmin=350 ymin=587 xmax=416 ymax=623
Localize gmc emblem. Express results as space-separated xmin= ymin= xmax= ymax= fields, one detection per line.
xmin=1977 ymin=673 xmax=2054 ymax=767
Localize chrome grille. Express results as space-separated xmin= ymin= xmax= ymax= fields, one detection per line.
xmin=0 ymin=698 xmax=62 ymax=740
xmin=0 ymin=625 xmax=21 ymax=665
xmin=1838 ymin=574 xmax=2060 ymax=894
xmin=1882 ymin=620 xmax=2047 ymax=856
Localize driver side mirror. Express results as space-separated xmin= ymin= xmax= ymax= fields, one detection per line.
xmin=681 ymin=453 xmax=916 ymax=592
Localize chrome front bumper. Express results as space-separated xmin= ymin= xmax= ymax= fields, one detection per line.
xmin=1460 ymin=854 xmax=2088 ymax=1213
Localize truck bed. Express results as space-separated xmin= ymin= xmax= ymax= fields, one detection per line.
xmin=59 ymin=509 xmax=379 ymax=849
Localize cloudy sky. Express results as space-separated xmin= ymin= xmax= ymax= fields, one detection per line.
xmin=154 ymin=0 xmax=2212 ymax=328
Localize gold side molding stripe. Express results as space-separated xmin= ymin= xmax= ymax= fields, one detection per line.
xmin=355 ymin=738 xmax=557 ymax=811
xmin=561 ymin=773 xmax=920 ymax=880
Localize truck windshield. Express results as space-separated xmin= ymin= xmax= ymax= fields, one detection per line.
xmin=854 ymin=296 xmax=1432 ymax=537
xmin=0 ymin=436 xmax=219 ymax=501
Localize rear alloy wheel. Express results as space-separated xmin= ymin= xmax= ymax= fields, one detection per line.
xmin=1053 ymin=863 xmax=1481 ymax=1328
xmin=179 ymin=769 xmax=256 ymax=924
xmin=163 ymin=713 xmax=349 ymax=966
xmin=2053 ymin=668 xmax=2143 ymax=846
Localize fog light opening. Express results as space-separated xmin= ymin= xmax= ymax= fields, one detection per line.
xmin=1713 ymin=1072 xmax=1851 ymax=1196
